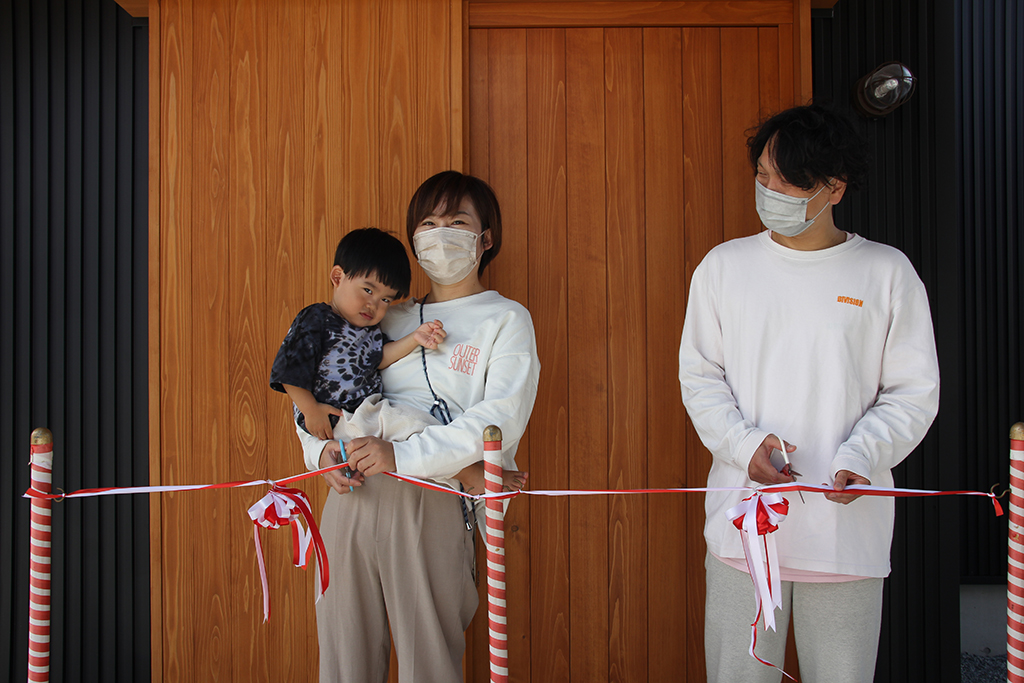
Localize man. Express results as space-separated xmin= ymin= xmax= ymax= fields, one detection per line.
xmin=678 ymin=104 xmax=939 ymax=682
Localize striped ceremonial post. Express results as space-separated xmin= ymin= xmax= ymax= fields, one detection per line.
xmin=27 ymin=428 xmax=54 ymax=683
xmin=1008 ymin=422 xmax=1024 ymax=683
xmin=482 ymin=425 xmax=508 ymax=683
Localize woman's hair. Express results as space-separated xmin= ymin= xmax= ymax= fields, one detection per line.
xmin=747 ymin=104 xmax=870 ymax=192
xmin=333 ymin=227 xmax=412 ymax=299
xmin=406 ymin=171 xmax=502 ymax=275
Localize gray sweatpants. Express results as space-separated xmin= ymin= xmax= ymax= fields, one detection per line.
xmin=316 ymin=473 xmax=478 ymax=683
xmin=705 ymin=553 xmax=883 ymax=683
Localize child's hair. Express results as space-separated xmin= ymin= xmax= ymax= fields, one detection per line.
xmin=333 ymin=228 xmax=412 ymax=300
xmin=747 ymin=104 xmax=870 ymax=192
xmin=406 ymin=171 xmax=502 ymax=276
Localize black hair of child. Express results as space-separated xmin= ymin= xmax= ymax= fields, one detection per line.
xmin=747 ymin=103 xmax=870 ymax=193
xmin=333 ymin=228 xmax=412 ymax=300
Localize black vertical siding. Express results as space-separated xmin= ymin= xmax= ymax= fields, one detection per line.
xmin=958 ymin=0 xmax=1023 ymax=582
xmin=814 ymin=1 xmax=954 ymax=681
xmin=814 ymin=0 xmax=1023 ymax=681
xmin=0 ymin=1 xmax=150 ymax=681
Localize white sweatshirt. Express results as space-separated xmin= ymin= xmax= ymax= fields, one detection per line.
xmin=300 ymin=289 xmax=540 ymax=492
xmin=678 ymin=231 xmax=939 ymax=577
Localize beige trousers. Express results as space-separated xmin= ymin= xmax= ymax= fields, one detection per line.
xmin=316 ymin=472 xmax=478 ymax=683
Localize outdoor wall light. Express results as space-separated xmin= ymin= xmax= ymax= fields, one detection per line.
xmin=853 ymin=62 xmax=917 ymax=117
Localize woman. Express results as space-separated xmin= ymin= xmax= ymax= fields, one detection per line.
xmin=298 ymin=171 xmax=540 ymax=682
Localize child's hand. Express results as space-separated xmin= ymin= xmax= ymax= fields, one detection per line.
xmin=414 ymin=319 xmax=446 ymax=350
xmin=305 ymin=402 xmax=343 ymax=441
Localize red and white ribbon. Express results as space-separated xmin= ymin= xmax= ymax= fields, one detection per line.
xmin=726 ymin=492 xmax=789 ymax=633
xmin=247 ymin=485 xmax=329 ymax=622
xmin=725 ymin=491 xmax=794 ymax=678
xmin=24 ymin=462 xmax=1003 ymax=641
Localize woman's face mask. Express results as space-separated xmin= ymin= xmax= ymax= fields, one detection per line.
xmin=413 ymin=227 xmax=484 ymax=285
xmin=754 ymin=179 xmax=832 ymax=237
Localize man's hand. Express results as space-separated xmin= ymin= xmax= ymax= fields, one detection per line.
xmin=318 ymin=441 xmax=364 ymax=494
xmin=305 ymin=403 xmax=344 ymax=441
xmin=346 ymin=436 xmax=397 ymax=476
xmin=747 ymin=434 xmax=797 ymax=485
xmin=824 ymin=470 xmax=871 ymax=505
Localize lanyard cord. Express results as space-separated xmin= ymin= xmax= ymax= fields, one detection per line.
xmin=419 ymin=297 xmax=453 ymax=425
xmin=419 ymin=297 xmax=475 ymax=531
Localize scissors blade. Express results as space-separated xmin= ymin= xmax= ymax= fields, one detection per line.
xmin=781 ymin=450 xmax=805 ymax=504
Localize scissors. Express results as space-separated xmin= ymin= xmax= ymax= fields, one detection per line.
xmin=780 ymin=449 xmax=805 ymax=504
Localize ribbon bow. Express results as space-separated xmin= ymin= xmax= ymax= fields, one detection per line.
xmin=247 ymin=485 xmax=329 ymax=622
xmin=725 ymin=491 xmax=794 ymax=679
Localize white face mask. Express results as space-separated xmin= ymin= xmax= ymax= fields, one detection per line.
xmin=413 ymin=227 xmax=483 ymax=285
xmin=754 ymin=179 xmax=831 ymax=237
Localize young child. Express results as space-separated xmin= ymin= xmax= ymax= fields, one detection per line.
xmin=270 ymin=227 xmax=523 ymax=496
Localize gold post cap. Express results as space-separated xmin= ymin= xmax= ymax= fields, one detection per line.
xmin=483 ymin=425 xmax=502 ymax=442
xmin=1012 ymin=422 xmax=1024 ymax=441
xmin=31 ymin=428 xmax=53 ymax=446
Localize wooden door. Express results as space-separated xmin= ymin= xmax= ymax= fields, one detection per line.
xmin=466 ymin=3 xmax=806 ymax=681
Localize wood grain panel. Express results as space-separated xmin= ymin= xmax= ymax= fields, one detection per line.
xmin=564 ymin=27 xmax=610 ymax=682
xmin=414 ymin=0 xmax=453 ymax=177
xmin=681 ymin=26 xmax=723 ymax=680
xmin=337 ymin=0 xmax=379 ymax=240
xmin=410 ymin=0 xmax=456 ymax=299
xmin=227 ymin=0 xmax=270 ymax=676
xmin=641 ymin=26 xmax=691 ymax=681
xmin=380 ymin=1 xmax=416 ymax=261
xmin=778 ymin=22 xmax=795 ymax=106
xmin=157 ymin=0 xmax=194 ymax=677
xmin=191 ymin=0 xmax=234 ymax=678
xmin=264 ymin=0 xmax=311 ymax=679
xmin=148 ymin=1 xmax=163 ymax=679
xmin=792 ymin=0 xmax=812 ymax=103
xmin=526 ymin=27 xmax=571 ymax=683
xmin=482 ymin=27 xmax=532 ymax=682
xmin=757 ymin=27 xmax=782 ymax=117
xmin=468 ymin=29 xmax=489 ymax=180
xmin=304 ymin=0 xmax=331 ymax=314
xmin=603 ymin=27 xmax=648 ymax=683
xmin=720 ymin=27 xmax=761 ymax=242
xmin=469 ymin=1 xmax=795 ymax=28
xmin=450 ymin=0 xmax=467 ymax=170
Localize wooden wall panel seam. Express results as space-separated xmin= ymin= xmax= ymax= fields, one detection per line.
xmin=147 ymin=1 xmax=163 ymax=681
xmin=469 ymin=1 xmax=796 ymax=28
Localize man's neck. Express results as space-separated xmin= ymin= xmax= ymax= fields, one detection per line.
xmin=769 ymin=218 xmax=846 ymax=251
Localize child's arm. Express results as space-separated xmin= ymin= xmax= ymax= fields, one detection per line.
xmin=282 ymin=383 xmax=342 ymax=441
xmin=379 ymin=319 xmax=446 ymax=369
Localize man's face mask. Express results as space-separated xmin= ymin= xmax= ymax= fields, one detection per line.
xmin=754 ymin=179 xmax=832 ymax=237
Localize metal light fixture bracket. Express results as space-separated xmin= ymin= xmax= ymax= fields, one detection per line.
xmin=853 ymin=61 xmax=917 ymax=118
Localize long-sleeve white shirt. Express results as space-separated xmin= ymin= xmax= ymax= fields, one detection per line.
xmin=678 ymin=231 xmax=939 ymax=577
xmin=300 ymin=290 xmax=540 ymax=493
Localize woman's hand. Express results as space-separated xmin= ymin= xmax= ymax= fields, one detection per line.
xmin=318 ymin=441 xmax=364 ymax=494
xmin=346 ymin=436 xmax=397 ymax=476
